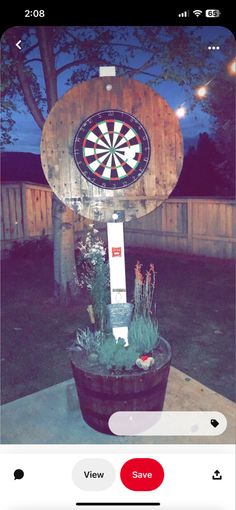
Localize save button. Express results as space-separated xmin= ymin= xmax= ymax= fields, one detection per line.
xmin=120 ymin=458 xmax=164 ymax=491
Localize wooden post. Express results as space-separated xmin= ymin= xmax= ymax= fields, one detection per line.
xmin=187 ymin=198 xmax=193 ymax=253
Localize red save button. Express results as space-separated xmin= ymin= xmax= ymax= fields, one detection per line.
xmin=120 ymin=458 xmax=164 ymax=491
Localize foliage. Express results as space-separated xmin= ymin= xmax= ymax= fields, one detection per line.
xmin=69 ymin=258 xmax=160 ymax=371
xmin=202 ymin=68 xmax=235 ymax=195
xmin=75 ymin=225 xmax=110 ymax=330
xmin=133 ymin=261 xmax=156 ymax=318
xmin=90 ymin=256 xmax=110 ymax=332
xmin=173 ymin=132 xmax=233 ymax=197
xmin=75 ymin=224 xmax=106 ymax=288
xmin=128 ymin=316 xmax=160 ymax=354
xmin=70 ymin=327 xmax=103 ymax=353
xmin=2 ymin=26 xmax=234 ymax=157
xmin=9 ymin=235 xmax=52 ymax=260
xmin=1 ymin=26 xmax=133 ymax=146
xmin=98 ymin=336 xmax=140 ymax=371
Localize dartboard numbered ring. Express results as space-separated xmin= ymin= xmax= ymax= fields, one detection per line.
xmin=73 ymin=109 xmax=151 ymax=189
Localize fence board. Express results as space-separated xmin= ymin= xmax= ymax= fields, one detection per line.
xmin=26 ymin=187 xmax=36 ymax=236
xmin=45 ymin=190 xmax=52 ymax=231
xmin=15 ymin=186 xmax=24 ymax=238
xmin=8 ymin=188 xmax=16 ymax=238
xmin=0 ymin=182 xmax=235 ymax=259
xmin=1 ymin=186 xmax=11 ymax=240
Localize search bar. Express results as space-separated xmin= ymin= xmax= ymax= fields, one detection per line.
xmin=108 ymin=411 xmax=227 ymax=436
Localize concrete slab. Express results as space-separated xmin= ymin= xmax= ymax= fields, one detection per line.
xmin=1 ymin=367 xmax=235 ymax=444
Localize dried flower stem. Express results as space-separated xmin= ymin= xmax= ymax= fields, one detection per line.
xmin=134 ymin=261 xmax=157 ymax=318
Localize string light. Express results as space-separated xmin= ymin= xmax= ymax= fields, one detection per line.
xmin=227 ymin=58 xmax=236 ymax=76
xmin=176 ymin=105 xmax=187 ymax=118
xmin=195 ymin=85 xmax=208 ymax=99
xmin=177 ymin=56 xmax=235 ymax=112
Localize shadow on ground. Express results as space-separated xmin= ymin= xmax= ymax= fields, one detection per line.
xmin=1 ymin=247 xmax=235 ymax=404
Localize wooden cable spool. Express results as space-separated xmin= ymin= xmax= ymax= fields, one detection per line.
xmin=40 ymin=76 xmax=183 ymax=222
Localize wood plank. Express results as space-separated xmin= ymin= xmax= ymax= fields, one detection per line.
xmin=217 ymin=202 xmax=226 ymax=236
xmin=33 ymin=188 xmax=39 ymax=234
xmin=187 ymin=199 xmax=193 ymax=252
xmin=45 ymin=191 xmax=52 ymax=233
xmin=225 ymin=203 xmax=233 ymax=238
xmin=1 ymin=187 xmax=11 ymax=240
xmin=8 ymin=187 xmax=18 ymax=239
xmin=231 ymin=203 xmax=236 ymax=237
xmin=0 ymin=194 xmax=5 ymax=241
xmin=39 ymin=190 xmax=47 ymax=235
xmin=164 ymin=366 xmax=235 ymax=443
xmin=14 ymin=186 xmax=24 ymax=238
xmin=25 ymin=187 xmax=36 ymax=236
xmin=193 ymin=234 xmax=236 ymax=242
xmin=21 ymin=183 xmax=28 ymax=238
xmin=1 ymin=182 xmax=235 ymax=259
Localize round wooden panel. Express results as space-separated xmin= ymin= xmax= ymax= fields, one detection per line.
xmin=40 ymin=77 xmax=183 ymax=222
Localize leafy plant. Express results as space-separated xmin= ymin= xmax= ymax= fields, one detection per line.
xmin=128 ymin=316 xmax=160 ymax=354
xmin=70 ymin=327 xmax=103 ymax=353
xmin=75 ymin=224 xmax=106 ymax=289
xmin=90 ymin=257 xmax=110 ymax=332
xmin=98 ymin=336 xmax=140 ymax=371
xmin=69 ymin=257 xmax=161 ymax=371
xmin=76 ymin=225 xmax=110 ymax=331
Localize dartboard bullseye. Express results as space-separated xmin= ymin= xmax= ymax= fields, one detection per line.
xmin=73 ymin=109 xmax=151 ymax=189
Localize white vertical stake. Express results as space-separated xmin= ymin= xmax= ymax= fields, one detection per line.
xmin=107 ymin=221 xmax=128 ymax=345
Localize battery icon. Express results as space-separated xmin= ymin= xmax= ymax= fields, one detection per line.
xmin=205 ymin=9 xmax=221 ymax=17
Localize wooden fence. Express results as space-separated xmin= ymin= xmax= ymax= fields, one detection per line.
xmin=123 ymin=198 xmax=236 ymax=259
xmin=1 ymin=182 xmax=53 ymax=244
xmin=1 ymin=181 xmax=235 ymax=259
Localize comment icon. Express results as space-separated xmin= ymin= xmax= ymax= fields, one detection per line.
xmin=14 ymin=469 xmax=24 ymax=480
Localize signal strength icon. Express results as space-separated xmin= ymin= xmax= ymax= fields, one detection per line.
xmin=178 ymin=10 xmax=189 ymax=17
xmin=193 ymin=9 xmax=203 ymax=17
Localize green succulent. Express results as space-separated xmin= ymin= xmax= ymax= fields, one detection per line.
xmin=98 ymin=336 xmax=140 ymax=370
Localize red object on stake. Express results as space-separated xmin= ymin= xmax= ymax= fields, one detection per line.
xmin=112 ymin=247 xmax=122 ymax=257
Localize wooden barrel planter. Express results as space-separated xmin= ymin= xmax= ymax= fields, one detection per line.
xmin=70 ymin=337 xmax=171 ymax=434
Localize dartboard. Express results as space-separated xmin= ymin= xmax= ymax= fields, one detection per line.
xmin=73 ymin=109 xmax=151 ymax=189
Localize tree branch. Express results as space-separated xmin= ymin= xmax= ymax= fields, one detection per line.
xmin=22 ymin=42 xmax=40 ymax=58
xmin=56 ymin=58 xmax=107 ymax=76
xmin=37 ymin=27 xmax=58 ymax=110
xmin=25 ymin=58 xmax=42 ymax=65
xmin=56 ymin=59 xmax=158 ymax=79
xmin=100 ymin=41 xmax=157 ymax=54
xmin=10 ymin=45 xmax=45 ymax=130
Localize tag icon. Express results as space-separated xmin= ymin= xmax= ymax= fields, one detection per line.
xmin=211 ymin=419 xmax=219 ymax=428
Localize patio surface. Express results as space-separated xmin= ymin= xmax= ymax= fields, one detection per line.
xmin=1 ymin=366 xmax=235 ymax=444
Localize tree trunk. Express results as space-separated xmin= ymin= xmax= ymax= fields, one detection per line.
xmin=52 ymin=194 xmax=79 ymax=304
xmin=37 ymin=27 xmax=79 ymax=304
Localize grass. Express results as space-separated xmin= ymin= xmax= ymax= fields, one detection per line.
xmin=1 ymin=251 xmax=88 ymax=403
xmin=1 ymin=246 xmax=235 ymax=403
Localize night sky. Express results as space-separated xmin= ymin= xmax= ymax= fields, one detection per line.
xmin=2 ymin=25 xmax=235 ymax=154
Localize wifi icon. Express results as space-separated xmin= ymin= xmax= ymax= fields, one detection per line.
xmin=193 ymin=9 xmax=203 ymax=17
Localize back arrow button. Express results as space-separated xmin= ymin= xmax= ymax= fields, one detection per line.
xmin=16 ymin=40 xmax=21 ymax=50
